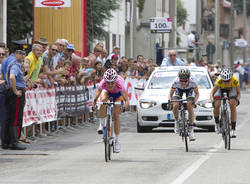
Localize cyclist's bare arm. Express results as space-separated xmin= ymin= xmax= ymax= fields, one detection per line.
xmin=168 ymin=88 xmax=175 ymax=101
xmin=236 ymin=86 xmax=241 ymax=100
xmin=93 ymin=88 xmax=102 ymax=102
xmin=210 ymin=85 xmax=219 ymax=102
xmin=121 ymin=90 xmax=130 ymax=109
xmin=193 ymin=87 xmax=199 ymax=103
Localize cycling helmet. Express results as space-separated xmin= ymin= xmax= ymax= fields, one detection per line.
xmin=220 ymin=68 xmax=233 ymax=81
xmin=178 ymin=68 xmax=190 ymax=79
xmin=104 ymin=68 xmax=118 ymax=82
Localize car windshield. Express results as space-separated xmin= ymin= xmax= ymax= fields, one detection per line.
xmin=148 ymin=71 xmax=211 ymax=89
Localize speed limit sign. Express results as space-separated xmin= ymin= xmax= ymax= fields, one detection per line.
xmin=150 ymin=17 xmax=172 ymax=33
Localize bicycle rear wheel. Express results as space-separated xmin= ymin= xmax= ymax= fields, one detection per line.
xmin=220 ymin=113 xmax=227 ymax=149
xmin=225 ymin=111 xmax=231 ymax=150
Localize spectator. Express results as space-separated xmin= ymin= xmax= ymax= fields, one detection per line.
xmin=235 ymin=63 xmax=245 ymax=88
xmin=54 ymin=39 xmax=67 ymax=68
xmin=36 ymin=38 xmax=48 ymax=52
xmin=64 ymin=44 xmax=75 ymax=63
xmin=161 ymin=50 xmax=186 ymax=66
xmin=41 ymin=44 xmax=67 ymax=87
xmin=187 ymin=31 xmax=200 ymax=63
xmin=24 ymin=44 xmax=43 ymax=88
xmin=0 ymin=47 xmax=6 ymax=147
xmin=107 ymin=46 xmax=120 ymax=60
xmin=242 ymin=63 xmax=249 ymax=90
xmin=96 ymin=49 xmax=107 ymax=66
xmin=3 ymin=49 xmax=26 ymax=150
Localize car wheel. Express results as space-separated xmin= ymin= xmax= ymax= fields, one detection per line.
xmin=137 ymin=113 xmax=153 ymax=133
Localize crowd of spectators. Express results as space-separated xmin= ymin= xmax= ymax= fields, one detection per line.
xmin=0 ymin=39 xmax=158 ymax=149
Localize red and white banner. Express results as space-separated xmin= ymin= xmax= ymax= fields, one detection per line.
xmin=35 ymin=0 xmax=71 ymax=8
xmin=23 ymin=86 xmax=57 ymax=127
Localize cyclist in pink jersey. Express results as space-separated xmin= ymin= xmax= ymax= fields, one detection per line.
xmin=93 ymin=68 xmax=129 ymax=153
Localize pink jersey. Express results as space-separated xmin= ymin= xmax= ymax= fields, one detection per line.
xmin=98 ymin=75 xmax=125 ymax=93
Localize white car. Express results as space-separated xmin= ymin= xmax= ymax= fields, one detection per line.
xmin=136 ymin=66 xmax=215 ymax=132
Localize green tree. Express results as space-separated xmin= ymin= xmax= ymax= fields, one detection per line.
xmin=87 ymin=0 xmax=120 ymax=45
xmin=177 ymin=0 xmax=187 ymax=27
xmin=7 ymin=0 xmax=33 ymax=48
xmin=176 ymin=0 xmax=187 ymax=45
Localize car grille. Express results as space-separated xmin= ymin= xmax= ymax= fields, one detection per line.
xmin=196 ymin=116 xmax=213 ymax=121
xmin=142 ymin=116 xmax=158 ymax=121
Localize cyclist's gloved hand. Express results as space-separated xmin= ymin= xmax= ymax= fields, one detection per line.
xmin=236 ymin=98 xmax=240 ymax=106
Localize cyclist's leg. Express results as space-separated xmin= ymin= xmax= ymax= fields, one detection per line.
xmin=229 ymin=88 xmax=237 ymax=137
xmin=186 ymin=90 xmax=195 ymax=141
xmin=186 ymin=90 xmax=195 ymax=125
xmin=97 ymin=90 xmax=108 ymax=134
xmin=213 ymin=89 xmax=222 ymax=121
xmin=172 ymin=89 xmax=182 ymax=120
xmin=113 ymin=93 xmax=123 ymax=152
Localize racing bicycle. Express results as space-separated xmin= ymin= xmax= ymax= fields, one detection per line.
xmin=216 ymin=92 xmax=231 ymax=150
xmin=95 ymin=98 xmax=123 ymax=162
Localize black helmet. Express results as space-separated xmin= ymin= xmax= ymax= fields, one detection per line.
xmin=178 ymin=68 xmax=190 ymax=79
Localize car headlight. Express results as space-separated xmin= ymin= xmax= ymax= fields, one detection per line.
xmin=197 ymin=100 xmax=213 ymax=108
xmin=139 ymin=100 xmax=157 ymax=109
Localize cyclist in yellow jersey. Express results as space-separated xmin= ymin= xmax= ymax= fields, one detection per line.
xmin=210 ymin=68 xmax=241 ymax=138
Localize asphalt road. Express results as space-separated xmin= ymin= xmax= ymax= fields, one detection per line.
xmin=1 ymin=91 xmax=250 ymax=184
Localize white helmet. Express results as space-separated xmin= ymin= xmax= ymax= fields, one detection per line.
xmin=104 ymin=68 xmax=118 ymax=82
xmin=220 ymin=68 xmax=233 ymax=81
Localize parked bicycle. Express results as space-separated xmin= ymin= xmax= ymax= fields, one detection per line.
xmin=94 ymin=98 xmax=123 ymax=162
xmin=215 ymin=92 xmax=231 ymax=150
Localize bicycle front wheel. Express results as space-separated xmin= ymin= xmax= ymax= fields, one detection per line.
xmin=104 ymin=116 xmax=111 ymax=162
xmin=181 ymin=112 xmax=188 ymax=152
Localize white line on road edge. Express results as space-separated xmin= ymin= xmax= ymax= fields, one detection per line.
xmin=168 ymin=117 xmax=248 ymax=184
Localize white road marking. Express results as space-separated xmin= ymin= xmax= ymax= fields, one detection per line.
xmin=168 ymin=117 xmax=248 ymax=184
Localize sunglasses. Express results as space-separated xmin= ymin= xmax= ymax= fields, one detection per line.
xmin=0 ymin=53 xmax=5 ymax=56
xmin=16 ymin=50 xmax=26 ymax=55
xmin=222 ymin=79 xmax=231 ymax=83
xmin=106 ymin=81 xmax=115 ymax=85
xmin=169 ymin=54 xmax=176 ymax=57
xmin=180 ymin=79 xmax=188 ymax=83
xmin=52 ymin=49 xmax=58 ymax=52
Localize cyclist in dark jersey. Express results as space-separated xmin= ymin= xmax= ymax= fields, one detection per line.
xmin=168 ymin=68 xmax=199 ymax=141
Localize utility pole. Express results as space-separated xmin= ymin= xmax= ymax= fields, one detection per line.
xmin=161 ymin=0 xmax=165 ymax=57
xmin=230 ymin=0 xmax=235 ymax=67
xmin=196 ymin=0 xmax=201 ymax=35
xmin=130 ymin=0 xmax=135 ymax=58
xmin=215 ymin=0 xmax=221 ymax=64
xmin=243 ymin=0 xmax=247 ymax=63
xmin=168 ymin=0 xmax=176 ymax=48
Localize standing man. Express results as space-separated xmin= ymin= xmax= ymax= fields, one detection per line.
xmin=206 ymin=40 xmax=215 ymax=64
xmin=161 ymin=50 xmax=186 ymax=66
xmin=0 ymin=47 xmax=6 ymax=147
xmin=187 ymin=31 xmax=200 ymax=63
xmin=3 ymin=49 xmax=26 ymax=150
